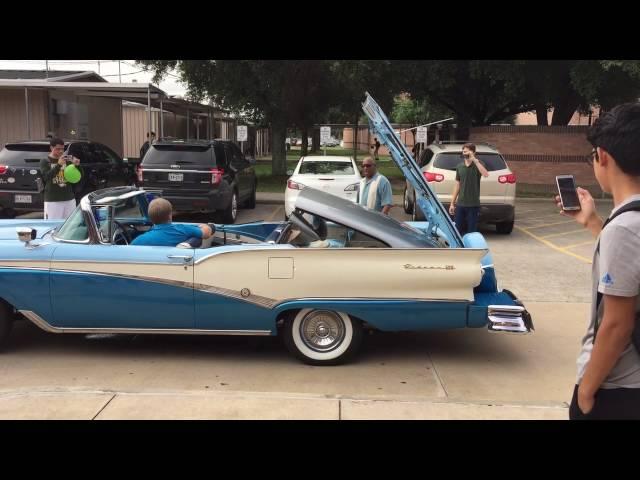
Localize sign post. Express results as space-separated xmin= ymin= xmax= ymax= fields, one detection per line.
xmin=320 ymin=126 xmax=331 ymax=156
xmin=237 ymin=125 xmax=248 ymax=156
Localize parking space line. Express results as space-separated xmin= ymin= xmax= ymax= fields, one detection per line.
xmin=524 ymin=219 xmax=576 ymax=230
xmin=266 ymin=206 xmax=284 ymax=222
xmin=515 ymin=208 xmax=540 ymax=215
xmin=541 ymin=228 xmax=587 ymax=239
xmin=517 ymin=212 xmax=562 ymax=222
xmin=563 ymin=240 xmax=594 ymax=249
xmin=514 ymin=225 xmax=592 ymax=264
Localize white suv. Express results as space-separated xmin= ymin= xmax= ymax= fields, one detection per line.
xmin=404 ymin=142 xmax=516 ymax=234
xmin=284 ymin=156 xmax=361 ymax=218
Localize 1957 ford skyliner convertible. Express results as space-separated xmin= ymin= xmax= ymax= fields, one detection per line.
xmin=0 ymin=94 xmax=533 ymax=365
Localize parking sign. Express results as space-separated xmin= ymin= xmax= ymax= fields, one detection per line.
xmin=237 ymin=125 xmax=248 ymax=142
xmin=416 ymin=126 xmax=427 ymax=143
xmin=320 ymin=126 xmax=331 ymax=144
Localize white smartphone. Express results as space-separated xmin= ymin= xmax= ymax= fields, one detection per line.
xmin=556 ymin=175 xmax=581 ymax=211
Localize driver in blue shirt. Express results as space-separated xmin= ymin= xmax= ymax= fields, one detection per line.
xmin=132 ymin=198 xmax=212 ymax=246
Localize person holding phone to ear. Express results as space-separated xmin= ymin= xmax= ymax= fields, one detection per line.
xmin=449 ymin=143 xmax=489 ymax=236
xmin=40 ymin=138 xmax=80 ymax=219
xmin=555 ymin=103 xmax=640 ymax=420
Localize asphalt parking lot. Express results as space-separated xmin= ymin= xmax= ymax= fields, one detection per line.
xmin=0 ymin=195 xmax=614 ymax=419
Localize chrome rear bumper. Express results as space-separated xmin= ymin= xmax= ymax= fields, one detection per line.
xmin=487 ymin=305 xmax=531 ymax=334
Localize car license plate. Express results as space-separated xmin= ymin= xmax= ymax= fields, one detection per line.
xmin=168 ymin=173 xmax=184 ymax=182
xmin=15 ymin=194 xmax=32 ymax=204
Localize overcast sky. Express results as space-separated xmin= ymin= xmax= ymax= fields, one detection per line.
xmin=0 ymin=60 xmax=187 ymax=96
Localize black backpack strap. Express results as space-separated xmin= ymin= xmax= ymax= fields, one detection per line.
xmin=594 ymin=200 xmax=640 ymax=340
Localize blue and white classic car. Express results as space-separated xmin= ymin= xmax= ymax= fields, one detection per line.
xmin=0 ymin=94 xmax=532 ymax=365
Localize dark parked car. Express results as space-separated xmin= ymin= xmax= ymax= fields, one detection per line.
xmin=0 ymin=140 xmax=136 ymax=218
xmin=138 ymin=139 xmax=257 ymax=223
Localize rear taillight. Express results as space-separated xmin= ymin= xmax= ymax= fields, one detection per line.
xmin=211 ymin=168 xmax=224 ymax=185
xmin=0 ymin=165 xmax=7 ymax=175
xmin=498 ymin=173 xmax=517 ymax=184
xmin=424 ymin=172 xmax=444 ymax=182
xmin=136 ymin=166 xmax=144 ymax=182
xmin=287 ymin=179 xmax=305 ymax=190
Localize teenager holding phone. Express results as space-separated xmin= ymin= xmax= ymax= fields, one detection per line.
xmin=556 ymin=103 xmax=640 ymax=420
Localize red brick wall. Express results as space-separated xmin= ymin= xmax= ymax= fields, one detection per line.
xmin=469 ymin=126 xmax=598 ymax=188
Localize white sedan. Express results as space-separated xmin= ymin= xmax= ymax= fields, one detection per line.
xmin=284 ymin=156 xmax=361 ymax=218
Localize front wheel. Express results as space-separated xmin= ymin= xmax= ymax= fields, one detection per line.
xmin=283 ymin=309 xmax=363 ymax=365
xmin=245 ymin=181 xmax=257 ymax=209
xmin=0 ymin=302 xmax=14 ymax=352
xmin=412 ymin=202 xmax=425 ymax=221
xmin=403 ymin=186 xmax=413 ymax=214
xmin=496 ymin=221 xmax=514 ymax=234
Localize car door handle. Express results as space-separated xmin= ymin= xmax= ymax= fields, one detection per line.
xmin=167 ymin=255 xmax=193 ymax=263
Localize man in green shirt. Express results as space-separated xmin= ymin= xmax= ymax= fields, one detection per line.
xmin=449 ymin=143 xmax=489 ymax=236
xmin=40 ymin=138 xmax=80 ymax=219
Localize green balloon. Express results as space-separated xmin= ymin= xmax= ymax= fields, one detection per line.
xmin=64 ymin=164 xmax=82 ymax=184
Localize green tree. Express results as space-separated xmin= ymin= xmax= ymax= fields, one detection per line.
xmin=138 ymin=60 xmax=336 ymax=175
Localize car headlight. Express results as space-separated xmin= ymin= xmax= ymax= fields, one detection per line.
xmin=344 ymin=183 xmax=359 ymax=192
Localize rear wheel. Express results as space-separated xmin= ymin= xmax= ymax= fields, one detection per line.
xmin=244 ymin=181 xmax=257 ymax=209
xmin=218 ymin=190 xmax=238 ymax=224
xmin=0 ymin=302 xmax=14 ymax=352
xmin=283 ymin=309 xmax=363 ymax=365
xmin=403 ymin=186 xmax=413 ymax=214
xmin=496 ymin=221 xmax=514 ymax=234
xmin=0 ymin=207 xmax=16 ymax=219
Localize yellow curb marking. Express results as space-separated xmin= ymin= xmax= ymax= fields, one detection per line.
xmin=563 ymin=240 xmax=595 ymax=249
xmin=515 ymin=225 xmax=592 ymax=264
xmin=524 ymin=219 xmax=577 ymax=230
xmin=541 ymin=228 xmax=590 ymax=239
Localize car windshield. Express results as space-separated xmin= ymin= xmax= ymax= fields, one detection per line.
xmin=55 ymin=206 xmax=89 ymax=242
xmin=434 ymin=152 xmax=508 ymax=171
xmin=54 ymin=192 xmax=147 ymax=243
xmin=299 ymin=161 xmax=354 ymax=175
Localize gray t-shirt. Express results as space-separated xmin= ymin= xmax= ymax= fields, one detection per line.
xmin=576 ymin=194 xmax=640 ymax=388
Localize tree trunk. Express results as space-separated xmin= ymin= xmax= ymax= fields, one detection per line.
xmin=311 ymin=128 xmax=320 ymax=153
xmin=551 ymin=101 xmax=579 ymax=125
xmin=301 ymin=126 xmax=308 ymax=156
xmin=353 ymin=114 xmax=358 ymax=162
xmin=535 ymin=104 xmax=549 ymax=126
xmin=271 ymin=116 xmax=287 ymax=175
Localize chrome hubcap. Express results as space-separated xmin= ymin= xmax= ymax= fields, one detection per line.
xmin=232 ymin=194 xmax=237 ymax=219
xmin=300 ymin=310 xmax=345 ymax=352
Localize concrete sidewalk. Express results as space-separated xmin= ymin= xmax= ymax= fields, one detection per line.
xmin=0 ymin=389 xmax=568 ymax=420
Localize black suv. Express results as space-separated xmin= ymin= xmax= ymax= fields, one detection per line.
xmin=0 ymin=140 xmax=136 ymax=218
xmin=139 ymin=139 xmax=257 ymax=223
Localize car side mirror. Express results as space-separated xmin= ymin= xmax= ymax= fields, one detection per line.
xmin=286 ymin=170 xmax=293 ymax=176
xmin=17 ymin=227 xmax=37 ymax=247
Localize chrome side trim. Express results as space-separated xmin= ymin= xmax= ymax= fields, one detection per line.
xmin=193 ymin=283 xmax=278 ymax=308
xmin=18 ymin=311 xmax=271 ymax=336
xmin=0 ymin=265 xmax=49 ymax=271
xmin=50 ymin=269 xmax=193 ymax=290
xmin=193 ymin=247 xmax=490 ymax=265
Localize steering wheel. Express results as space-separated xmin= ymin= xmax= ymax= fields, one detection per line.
xmin=112 ymin=220 xmax=131 ymax=245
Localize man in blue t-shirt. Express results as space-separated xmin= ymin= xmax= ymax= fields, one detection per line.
xmin=132 ymin=198 xmax=213 ymax=246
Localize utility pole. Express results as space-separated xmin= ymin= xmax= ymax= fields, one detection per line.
xmin=118 ymin=60 xmax=121 ymax=83
xmin=45 ymin=60 xmax=49 ymax=79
